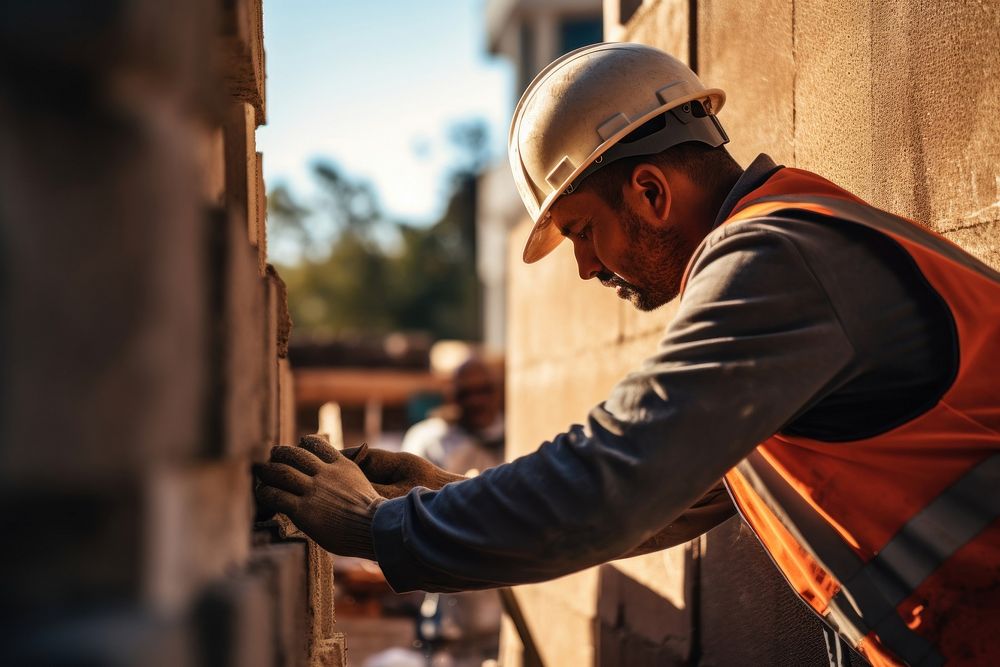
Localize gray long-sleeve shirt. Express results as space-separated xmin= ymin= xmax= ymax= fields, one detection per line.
xmin=371 ymin=155 xmax=954 ymax=593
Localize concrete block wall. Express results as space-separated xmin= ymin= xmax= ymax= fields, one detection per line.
xmin=502 ymin=0 xmax=999 ymax=664
xmin=0 ymin=1 xmax=343 ymax=665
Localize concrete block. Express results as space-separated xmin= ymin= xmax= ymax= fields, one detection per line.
xmin=512 ymin=580 xmax=597 ymax=667
xmin=944 ymin=220 xmax=1000 ymax=273
xmin=268 ymin=264 xmax=293 ymax=359
xmin=219 ymin=0 xmax=266 ymax=125
xmin=200 ymin=125 xmax=226 ymax=207
xmin=250 ymin=541 xmax=310 ymax=667
xmin=0 ymin=487 xmax=143 ymax=616
xmin=306 ymin=540 xmax=336 ymax=645
xmin=224 ymin=100 xmax=260 ymax=248
xmin=264 ymin=274 xmax=280 ymax=450
xmin=608 ymin=545 xmax=692 ymax=641
xmin=2 ymin=606 xmax=192 ymax=667
xmin=867 ymin=0 xmax=1000 ymax=233
xmin=209 ymin=206 xmax=267 ymax=458
xmin=0 ymin=38 xmax=209 ymax=483
xmin=195 ymin=569 xmax=274 ymax=667
xmin=255 ymin=151 xmax=268 ymax=276
xmin=620 ymin=0 xmax=689 ymax=63
xmin=793 ymin=0 xmax=876 ymax=198
xmin=279 ymin=358 xmax=297 ymax=446
xmin=146 ymin=461 xmax=253 ymax=613
xmin=329 ymin=619 xmax=413 ymax=667
xmin=311 ymin=636 xmax=347 ymax=667
xmin=795 ymin=0 xmax=1000 ymax=233
xmin=697 ymin=0 xmax=795 ymax=167
xmin=506 ymin=332 xmax=662 ymax=461
xmin=506 ymin=220 xmax=622 ymax=373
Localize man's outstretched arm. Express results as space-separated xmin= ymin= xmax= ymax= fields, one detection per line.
xmin=256 ymin=220 xmax=857 ymax=591
xmin=366 ymin=222 xmax=856 ymax=592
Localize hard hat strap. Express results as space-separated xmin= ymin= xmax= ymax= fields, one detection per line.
xmin=565 ymin=101 xmax=730 ymax=195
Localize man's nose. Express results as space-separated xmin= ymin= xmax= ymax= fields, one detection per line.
xmin=573 ymin=240 xmax=602 ymax=280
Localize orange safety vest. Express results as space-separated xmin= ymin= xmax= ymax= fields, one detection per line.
xmin=685 ymin=168 xmax=1000 ymax=666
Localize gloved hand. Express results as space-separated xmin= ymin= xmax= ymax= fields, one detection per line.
xmin=289 ymin=433 xmax=465 ymax=498
xmin=341 ymin=442 xmax=467 ymax=499
xmin=254 ymin=435 xmax=385 ymax=560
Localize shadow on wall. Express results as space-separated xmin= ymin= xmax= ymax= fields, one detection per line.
xmin=591 ymin=517 xmax=874 ymax=667
xmin=594 ymin=560 xmax=694 ymax=666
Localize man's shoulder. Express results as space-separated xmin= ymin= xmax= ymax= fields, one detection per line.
xmin=692 ymin=209 xmax=880 ymax=284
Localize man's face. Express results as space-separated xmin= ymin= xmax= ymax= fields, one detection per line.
xmin=453 ymin=363 xmax=500 ymax=433
xmin=549 ymin=186 xmax=695 ymax=311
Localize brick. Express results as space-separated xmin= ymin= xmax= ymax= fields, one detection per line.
xmin=250 ymin=542 xmax=310 ymax=667
xmin=867 ymin=0 xmax=1000 ymax=233
xmin=514 ymin=581 xmax=596 ymax=667
xmin=279 ymin=357 xmax=297 ymax=446
xmin=195 ymin=569 xmax=274 ymax=667
xmin=146 ymin=461 xmax=253 ymax=613
xmin=200 ymin=125 xmax=226 ymax=207
xmin=506 ymin=219 xmax=622 ymax=373
xmin=327 ymin=619 xmax=414 ymax=667
xmin=793 ymin=0 xmax=876 ymax=198
xmin=595 ymin=564 xmax=690 ymax=664
xmin=0 ymin=487 xmax=143 ymax=616
xmin=620 ymin=0 xmax=689 ymax=63
xmin=255 ymin=152 xmax=268 ymax=276
xmin=267 ymin=522 xmax=335 ymax=655
xmin=268 ymin=264 xmax=294 ymax=359
xmin=307 ymin=540 xmax=336 ymax=645
xmin=0 ymin=34 xmax=209 ymax=483
xmin=264 ymin=273 xmax=280 ymax=450
xmin=795 ymin=0 xmax=1000 ymax=233
xmin=219 ymin=0 xmax=266 ymax=125
xmin=3 ymin=607 xmax=191 ymax=667
xmin=311 ymin=636 xmax=347 ymax=667
xmin=209 ymin=205 xmax=267 ymax=458
xmin=223 ymin=100 xmax=260 ymax=248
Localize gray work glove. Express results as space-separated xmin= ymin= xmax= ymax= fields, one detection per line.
xmin=254 ymin=435 xmax=385 ymax=560
xmin=340 ymin=442 xmax=467 ymax=499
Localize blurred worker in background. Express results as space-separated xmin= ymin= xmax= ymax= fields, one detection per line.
xmin=402 ymin=357 xmax=504 ymax=478
xmin=401 ymin=357 xmax=504 ymax=666
xmin=257 ymin=43 xmax=1000 ymax=666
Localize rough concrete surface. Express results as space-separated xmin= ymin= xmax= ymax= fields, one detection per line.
xmin=697 ymin=0 xmax=796 ymax=167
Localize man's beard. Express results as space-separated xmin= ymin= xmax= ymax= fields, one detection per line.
xmin=599 ymin=204 xmax=692 ymax=311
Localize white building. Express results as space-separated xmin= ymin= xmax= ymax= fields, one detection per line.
xmin=478 ymin=0 xmax=604 ymax=349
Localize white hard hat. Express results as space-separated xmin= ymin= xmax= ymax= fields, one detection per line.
xmin=509 ymin=42 xmax=727 ymax=263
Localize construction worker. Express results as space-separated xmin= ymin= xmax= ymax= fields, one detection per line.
xmin=255 ymin=43 xmax=1000 ymax=666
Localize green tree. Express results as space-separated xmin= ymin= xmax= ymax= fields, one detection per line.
xmin=268 ymin=119 xmax=488 ymax=340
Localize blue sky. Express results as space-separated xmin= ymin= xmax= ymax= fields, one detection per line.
xmin=257 ymin=0 xmax=513 ymax=228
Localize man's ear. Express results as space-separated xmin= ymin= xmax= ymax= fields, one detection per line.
xmin=628 ymin=163 xmax=672 ymax=223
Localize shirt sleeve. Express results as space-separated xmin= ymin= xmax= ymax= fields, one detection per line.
xmin=372 ymin=221 xmax=857 ymax=593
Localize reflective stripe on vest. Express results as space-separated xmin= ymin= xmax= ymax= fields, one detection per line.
xmin=699 ymin=172 xmax=1000 ymax=666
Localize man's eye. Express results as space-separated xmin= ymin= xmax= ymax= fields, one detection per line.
xmin=577 ymin=225 xmax=591 ymax=241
